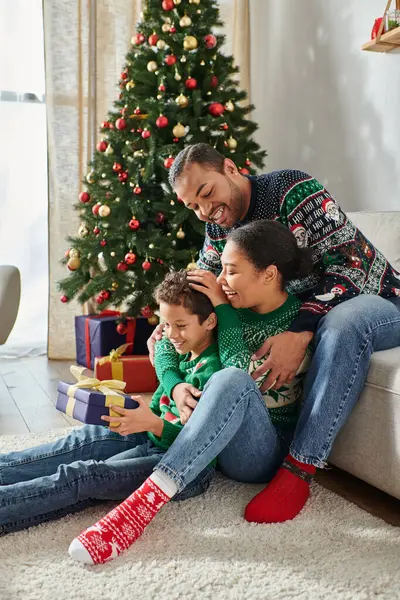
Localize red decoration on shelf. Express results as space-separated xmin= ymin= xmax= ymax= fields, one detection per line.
xmin=113 ymin=162 xmax=123 ymax=172
xmin=79 ymin=191 xmax=90 ymax=203
xmin=371 ymin=17 xmax=384 ymax=39
xmin=133 ymin=186 xmax=142 ymax=195
xmin=185 ymin=77 xmax=197 ymax=89
xmin=162 ymin=0 xmax=174 ymax=10
xmin=164 ymin=156 xmax=175 ymax=169
xmin=208 ymin=102 xmax=225 ymax=117
xmin=115 ymin=118 xmax=127 ymax=130
xmin=210 ymin=75 xmax=218 ymax=88
xmin=116 ymin=322 xmax=128 ymax=335
xmin=165 ymin=54 xmax=177 ymax=66
xmin=156 ymin=115 xmax=169 ymax=128
xmin=93 ymin=227 xmax=100 ymax=235
xmin=140 ymin=305 xmax=153 ymax=318
xmin=156 ymin=212 xmax=165 ymax=224
xmin=142 ymin=260 xmax=151 ymax=271
xmin=117 ymin=261 xmax=128 ymax=272
xmin=96 ymin=140 xmax=108 ymax=152
xmin=129 ymin=218 xmax=140 ymax=230
xmin=133 ymin=33 xmax=146 ymax=45
xmin=240 ymin=168 xmax=250 ymax=175
xmin=60 ymin=295 xmax=68 ymax=303
xmin=142 ymin=129 xmax=151 ymax=139
xmin=204 ymin=34 xmax=217 ymax=49
xmin=158 ymin=83 xmax=166 ymax=92
xmin=125 ymin=252 xmax=137 ymax=265
xmin=100 ymin=240 xmax=107 ymax=247
xmin=149 ymin=33 xmax=159 ymax=46
xmin=118 ymin=171 xmax=129 ymax=183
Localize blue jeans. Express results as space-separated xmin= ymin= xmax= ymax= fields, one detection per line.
xmin=0 ymin=428 xmax=214 ymax=534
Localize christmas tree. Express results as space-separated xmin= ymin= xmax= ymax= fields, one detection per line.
xmin=58 ymin=0 xmax=266 ymax=325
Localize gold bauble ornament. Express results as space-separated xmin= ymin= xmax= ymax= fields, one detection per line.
xmin=78 ymin=224 xmax=89 ymax=237
xmin=110 ymin=251 xmax=116 ymax=257
xmin=176 ymin=228 xmax=185 ymax=239
xmin=225 ymin=100 xmax=235 ymax=112
xmin=200 ymin=60 xmax=205 ymax=66
xmin=174 ymin=0 xmax=182 ymax=4
xmin=180 ymin=55 xmax=187 ymax=63
xmin=111 ymin=282 xmax=119 ymax=290
xmin=98 ymin=205 xmax=111 ymax=217
xmin=148 ymin=315 xmax=159 ymax=326
xmin=67 ymin=256 xmax=81 ymax=271
xmin=105 ymin=145 xmax=114 ymax=155
xmin=86 ymin=171 xmax=95 ymax=183
xmin=183 ymin=35 xmax=198 ymax=50
xmin=176 ymin=93 xmax=189 ymax=108
xmin=180 ymin=15 xmax=192 ymax=27
xmin=189 ymin=0 xmax=201 ymax=4
xmin=157 ymin=94 xmax=162 ymax=100
xmin=156 ymin=39 xmax=166 ymax=50
xmin=69 ymin=248 xmax=80 ymax=258
xmin=161 ymin=23 xmax=170 ymax=33
xmin=141 ymin=168 xmax=146 ymax=176
xmin=134 ymin=150 xmax=144 ymax=158
xmin=174 ymin=71 xmax=182 ymax=81
xmin=126 ymin=80 xmax=135 ymax=90
xmin=227 ymin=136 xmax=237 ymax=150
xmin=147 ymin=60 xmax=158 ymax=72
xmin=186 ymin=261 xmax=197 ymax=270
xmin=172 ymin=123 xmax=186 ymax=138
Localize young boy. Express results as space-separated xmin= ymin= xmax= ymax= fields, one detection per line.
xmin=0 ymin=271 xmax=221 ymax=551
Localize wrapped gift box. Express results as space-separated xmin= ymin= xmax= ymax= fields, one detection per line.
xmin=56 ymin=365 xmax=139 ymax=426
xmin=75 ymin=312 xmax=155 ymax=369
xmin=95 ymin=354 xmax=158 ymax=393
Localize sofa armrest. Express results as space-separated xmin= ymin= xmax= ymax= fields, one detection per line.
xmin=0 ymin=265 xmax=21 ymax=345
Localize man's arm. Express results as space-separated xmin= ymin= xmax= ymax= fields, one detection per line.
xmin=196 ymin=228 xmax=223 ymax=275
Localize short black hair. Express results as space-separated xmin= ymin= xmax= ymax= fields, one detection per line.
xmin=228 ymin=220 xmax=314 ymax=288
xmin=168 ymin=143 xmax=225 ymax=189
xmin=154 ymin=269 xmax=214 ymax=324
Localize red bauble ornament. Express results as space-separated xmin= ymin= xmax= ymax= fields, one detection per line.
xmin=133 ymin=186 xmax=142 ymax=195
xmin=156 ymin=115 xmax=169 ymax=128
xmin=96 ymin=294 xmax=105 ymax=305
xmin=140 ymin=305 xmax=153 ymax=318
xmin=79 ymin=191 xmax=90 ymax=203
xmin=162 ymin=0 xmax=174 ymax=9
xmin=115 ymin=118 xmax=127 ymax=130
xmin=117 ymin=261 xmax=128 ymax=272
xmin=113 ymin=162 xmax=122 ymax=172
xmin=137 ymin=127 xmax=143 ymax=134
xmin=120 ymin=107 xmax=128 ymax=116
xmin=245 ymin=158 xmax=251 ymax=166
xmin=100 ymin=239 xmax=107 ymax=247
xmin=165 ymin=54 xmax=177 ymax=66
xmin=64 ymin=249 xmax=70 ymax=258
xmin=220 ymin=123 xmax=229 ymax=130
xmin=240 ymin=168 xmax=250 ymax=175
xmin=106 ymin=192 xmax=112 ymax=199
xmin=157 ymin=258 xmax=164 ymax=265
xmin=60 ymin=295 xmax=68 ymax=303
xmin=142 ymin=260 xmax=151 ymax=271
xmin=156 ymin=212 xmax=165 ymax=224
xmin=134 ymin=107 xmax=141 ymax=115
xmin=173 ymin=137 xmax=179 ymax=143
xmin=209 ymin=102 xmax=225 ymax=117
xmin=118 ymin=171 xmax=128 ymax=182
xmin=204 ymin=34 xmax=217 ymax=49
xmin=170 ymin=26 xmax=176 ymax=33
xmin=125 ymin=252 xmax=137 ymax=265
xmin=93 ymin=227 xmax=100 ymax=235
xmin=164 ymin=156 xmax=175 ymax=169
xmin=101 ymin=290 xmax=111 ymax=300
xmin=116 ymin=322 xmax=128 ymax=335
xmin=185 ymin=77 xmax=197 ymax=89
xmin=120 ymin=71 xmax=128 ymax=80
xmin=133 ymin=33 xmax=145 ymax=45
xmin=142 ymin=129 xmax=151 ymax=139
xmin=129 ymin=218 xmax=140 ymax=230
xmin=158 ymin=84 xmax=166 ymax=92
xmin=149 ymin=33 xmax=159 ymax=46
xmin=101 ymin=121 xmax=110 ymax=129
xmin=210 ymin=75 xmax=218 ymax=88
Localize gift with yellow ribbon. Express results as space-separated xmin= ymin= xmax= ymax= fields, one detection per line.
xmin=95 ymin=344 xmax=158 ymax=393
xmin=56 ymin=365 xmax=139 ymax=427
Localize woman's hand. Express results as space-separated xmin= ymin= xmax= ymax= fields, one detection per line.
xmin=147 ymin=323 xmax=165 ymax=366
xmin=101 ymin=396 xmax=163 ymax=437
xmin=187 ymin=269 xmax=228 ymax=306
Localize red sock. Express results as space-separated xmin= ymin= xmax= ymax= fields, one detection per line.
xmin=245 ymin=455 xmax=316 ymax=524
xmin=69 ymin=477 xmax=171 ymax=564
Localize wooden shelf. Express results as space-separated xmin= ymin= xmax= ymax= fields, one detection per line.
xmin=362 ymin=25 xmax=400 ymax=52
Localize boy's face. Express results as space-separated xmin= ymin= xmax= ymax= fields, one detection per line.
xmin=159 ymin=301 xmax=214 ymax=356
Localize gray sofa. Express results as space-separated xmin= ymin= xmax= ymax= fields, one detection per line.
xmin=330 ymin=212 xmax=400 ymax=500
xmin=0 ymin=265 xmax=21 ymax=345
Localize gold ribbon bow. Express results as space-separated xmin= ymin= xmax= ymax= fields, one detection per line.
xmin=97 ymin=343 xmax=132 ymax=366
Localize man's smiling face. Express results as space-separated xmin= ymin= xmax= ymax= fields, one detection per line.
xmin=174 ymin=160 xmax=250 ymax=229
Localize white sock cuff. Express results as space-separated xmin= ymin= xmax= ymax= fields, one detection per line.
xmin=150 ymin=470 xmax=178 ymax=498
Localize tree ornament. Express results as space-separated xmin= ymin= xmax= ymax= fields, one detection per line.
xmin=124 ymin=251 xmax=137 ymax=265
xmin=78 ymin=224 xmax=89 ymax=237
xmin=157 ymin=39 xmax=166 ymax=49
xmin=208 ymin=102 xmax=225 ymax=117
xmin=67 ymin=256 xmax=80 ymax=271
xmin=132 ymin=33 xmax=145 ymax=45
xmin=183 ymin=35 xmax=198 ymax=50
xmin=210 ymin=75 xmax=218 ymax=88
xmin=141 ymin=305 xmax=154 ymax=318
xmin=93 ymin=226 xmax=100 ymax=235
xmin=172 ymin=123 xmax=186 ymax=138
xmin=120 ymin=71 xmax=128 ymax=80
xmin=60 ymin=295 xmax=68 ymax=303
xmin=148 ymin=33 xmax=159 ymax=46
xmin=176 ymin=228 xmax=185 ymax=239
xmin=245 ymin=158 xmax=251 ymax=166
xmin=174 ymin=71 xmax=182 ymax=81
xmin=79 ymin=191 xmax=90 ymax=203
xmin=99 ymin=205 xmax=111 ymax=217
xmin=116 ymin=322 xmax=128 ymax=335
xmin=156 ymin=115 xmax=169 ymax=128
xmin=100 ymin=239 xmax=107 ymax=247
xmin=186 ymin=261 xmax=197 ymax=270
xmin=147 ymin=60 xmax=158 ymax=72
xmin=180 ymin=55 xmax=187 ymax=62
xmin=185 ymin=77 xmax=197 ymax=89
xmin=162 ymin=0 xmax=174 ymax=10
xmin=180 ymin=15 xmax=192 ymax=27
xmin=86 ymin=171 xmax=95 ymax=183
xmin=133 ymin=186 xmax=142 ymax=195
xmin=142 ymin=128 xmax=151 ymax=139
xmin=101 ymin=121 xmax=110 ymax=129
xmin=227 ymin=136 xmax=237 ymax=150
xmin=69 ymin=248 xmax=80 ymax=258
xmin=134 ymin=107 xmax=141 ymax=115
xmin=161 ymin=23 xmax=170 ymax=33
xmin=164 ymin=156 xmax=175 ymax=169
xmin=126 ymin=80 xmax=135 ymax=91
xmin=173 ymin=137 xmax=180 ymax=143
xmin=173 ymin=0 xmax=182 ymax=4
xmin=158 ymin=83 xmax=166 ymax=92
xmin=129 ymin=218 xmax=140 ymax=230
xmin=96 ymin=293 xmax=105 ymax=305
xmin=204 ymin=34 xmax=217 ymax=49
xmin=142 ymin=260 xmax=152 ymax=271
xmin=113 ymin=162 xmax=123 ymax=172
xmin=119 ymin=171 xmax=129 ymax=183
xmin=105 ymin=144 xmax=114 ymax=155
xmin=170 ymin=25 xmax=176 ymax=33
xmin=165 ymin=54 xmax=177 ymax=66
xmin=111 ymin=282 xmax=119 ymax=290
xmin=115 ymin=118 xmax=127 ymax=130
xmin=189 ymin=0 xmax=201 ymax=4
xmin=176 ymin=93 xmax=189 ymax=108
xmin=240 ymin=167 xmax=250 ymax=175
xmin=225 ymin=100 xmax=235 ymax=112
xmin=156 ymin=212 xmax=165 ymax=224
xmin=148 ymin=315 xmax=159 ymax=326
xmin=220 ymin=122 xmax=229 ymax=130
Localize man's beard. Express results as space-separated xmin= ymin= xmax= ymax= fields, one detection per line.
xmin=225 ymin=177 xmax=245 ymax=227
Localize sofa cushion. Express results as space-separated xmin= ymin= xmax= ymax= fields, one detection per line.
xmin=347 ymin=211 xmax=400 ymax=271
xmin=367 ymin=347 xmax=400 ymax=395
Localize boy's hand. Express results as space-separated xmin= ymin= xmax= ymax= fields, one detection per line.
xmin=101 ymin=396 xmax=163 ymax=437
xmin=187 ymin=269 xmax=228 ymax=307
xmin=172 ymin=383 xmax=201 ymax=424
xmin=147 ymin=323 xmax=165 ymax=366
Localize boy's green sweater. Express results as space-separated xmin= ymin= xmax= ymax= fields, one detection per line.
xmin=155 ymin=295 xmax=311 ymax=428
xmin=148 ymin=343 xmax=221 ymax=450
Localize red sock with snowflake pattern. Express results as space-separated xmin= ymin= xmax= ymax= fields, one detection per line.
xmin=68 ymin=472 xmax=176 ymax=564
xmin=244 ymin=455 xmax=316 ymax=524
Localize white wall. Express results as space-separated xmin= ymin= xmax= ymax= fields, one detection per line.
xmin=250 ymin=0 xmax=400 ymax=211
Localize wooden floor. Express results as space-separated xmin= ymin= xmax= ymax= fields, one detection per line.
xmin=1 ymin=356 xmax=399 ymax=526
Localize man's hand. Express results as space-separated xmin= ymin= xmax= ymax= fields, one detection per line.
xmin=252 ymin=331 xmax=313 ymax=391
xmin=101 ymin=396 xmax=163 ymax=437
xmin=147 ymin=323 xmax=165 ymax=366
xmin=172 ymin=382 xmax=201 ymax=425
xmin=187 ymin=269 xmax=228 ymax=307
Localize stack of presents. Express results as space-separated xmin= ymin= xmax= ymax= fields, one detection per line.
xmin=56 ymin=311 xmax=158 ymax=426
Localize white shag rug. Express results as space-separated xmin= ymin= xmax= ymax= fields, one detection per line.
xmin=1 ymin=429 xmax=400 ymax=600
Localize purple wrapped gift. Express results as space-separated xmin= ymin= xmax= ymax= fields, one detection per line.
xmin=75 ymin=313 xmax=155 ymax=369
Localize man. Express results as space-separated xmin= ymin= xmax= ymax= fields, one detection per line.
xmin=148 ymin=143 xmax=400 ymax=524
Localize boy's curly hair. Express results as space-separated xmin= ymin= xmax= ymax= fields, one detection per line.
xmin=154 ymin=269 xmax=214 ymax=324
